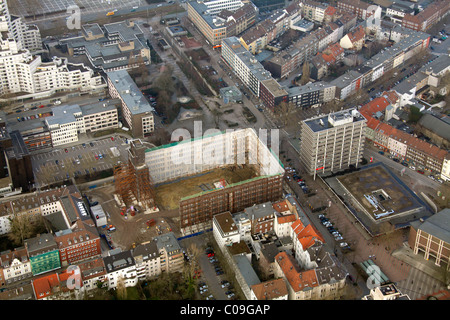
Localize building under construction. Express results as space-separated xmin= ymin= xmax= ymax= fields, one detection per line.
xmin=144 ymin=128 xmax=285 ymax=235
xmin=113 ymin=139 xmax=155 ymax=210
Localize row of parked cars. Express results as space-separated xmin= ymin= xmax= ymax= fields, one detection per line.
xmin=285 ymin=167 xmax=309 ymax=194
xmin=206 ymin=247 xmax=235 ymax=299
xmin=318 ymin=214 xmax=350 ymax=250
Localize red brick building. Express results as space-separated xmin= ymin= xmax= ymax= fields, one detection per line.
xmin=55 ymin=221 xmax=101 ymax=266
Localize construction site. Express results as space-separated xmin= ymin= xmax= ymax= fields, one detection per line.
xmin=118 ymin=128 xmax=285 ymax=236
xmin=113 ymin=139 xmax=157 ymax=214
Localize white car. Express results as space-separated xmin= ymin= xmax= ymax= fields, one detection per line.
xmin=409 ymin=166 xmax=415 ymax=170
xmin=340 ymin=242 xmax=348 ymax=247
xmin=332 ymin=232 xmax=341 ymax=237
xmin=335 ymin=236 xmax=343 ymax=241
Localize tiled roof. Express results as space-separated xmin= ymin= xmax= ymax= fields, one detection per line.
xmin=291 ymin=219 xmax=324 ymax=249
xmin=251 ymin=278 xmax=288 ymax=300
xmin=275 ymin=252 xmax=319 ymax=292
xmin=360 ymin=97 xmax=391 ymax=118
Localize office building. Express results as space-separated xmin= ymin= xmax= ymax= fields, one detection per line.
xmin=300 ymin=108 xmax=367 ymax=179
xmin=107 ymin=70 xmax=155 ymax=138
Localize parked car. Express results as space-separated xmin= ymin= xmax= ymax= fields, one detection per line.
xmin=335 ymin=236 xmax=343 ymax=241
xmin=340 ymin=242 xmax=348 ymax=247
xmin=417 ymin=170 xmax=425 ymax=174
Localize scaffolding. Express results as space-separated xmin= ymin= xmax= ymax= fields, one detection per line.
xmin=113 ymin=140 xmax=155 ymax=210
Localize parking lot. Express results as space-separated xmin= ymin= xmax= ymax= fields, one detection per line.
xmin=31 ymin=135 xmax=130 ymax=187
xmin=180 ymin=235 xmax=240 ymax=300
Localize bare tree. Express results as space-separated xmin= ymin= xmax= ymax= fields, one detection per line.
xmin=300 ymin=62 xmax=311 ymax=85
xmin=7 ymin=213 xmax=34 ymax=246
xmin=275 ymin=101 xmax=296 ymax=126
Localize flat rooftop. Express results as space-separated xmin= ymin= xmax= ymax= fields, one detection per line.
xmin=303 ymin=108 xmax=366 ymax=132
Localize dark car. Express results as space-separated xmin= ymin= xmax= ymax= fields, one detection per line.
xmin=393 ymin=158 xmax=400 ymax=163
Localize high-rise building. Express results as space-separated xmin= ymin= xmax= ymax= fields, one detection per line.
xmin=300 ymin=108 xmax=367 ymax=179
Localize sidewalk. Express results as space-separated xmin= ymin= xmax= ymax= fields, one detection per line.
xmin=392 ymin=243 xmax=448 ymax=283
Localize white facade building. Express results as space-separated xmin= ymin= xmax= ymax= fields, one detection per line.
xmin=213 ymin=211 xmax=241 ymax=250
xmin=104 ymin=250 xmax=138 ymax=289
xmin=201 ymin=0 xmax=244 ymax=15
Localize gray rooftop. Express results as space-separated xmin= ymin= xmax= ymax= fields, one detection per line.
xmin=303 ymin=108 xmax=366 ymax=132
xmin=233 ymin=254 xmax=260 ymax=287
xmin=24 ymin=233 xmax=57 ymax=256
xmin=414 ymin=208 xmax=450 ymax=244
xmin=46 ymin=104 xmax=82 ymax=127
xmin=245 ymin=201 xmax=275 ymax=220
xmin=132 ymin=241 xmax=159 ymax=261
xmin=287 ymin=81 xmax=334 ymax=97
xmin=107 ymin=70 xmax=155 ymax=115
xmin=154 ymin=232 xmax=181 ymax=255
xmin=103 ymin=250 xmax=135 ymax=273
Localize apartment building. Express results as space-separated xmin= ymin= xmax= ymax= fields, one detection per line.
xmin=239 ymin=1 xmax=301 ymax=53
xmin=24 ymin=233 xmax=61 ymax=276
xmin=0 ymin=185 xmax=81 ymax=236
xmin=240 ymin=19 xmax=276 ymax=54
xmin=340 ymin=25 xmax=365 ymax=51
xmin=259 ymin=78 xmax=288 ymax=109
xmin=32 ymin=269 xmax=82 ymax=300
xmin=401 ymin=0 xmax=450 ymax=32
xmin=337 ymin=0 xmax=382 ymax=20
xmin=104 ymin=250 xmax=138 ymax=289
xmin=154 ymin=232 xmax=184 ymax=274
xmin=132 ymin=241 xmax=161 ymax=280
xmin=441 ymin=156 xmax=450 ymax=182
xmin=213 ymin=211 xmax=240 ymax=249
xmin=245 ymin=202 xmax=276 ymax=235
xmin=250 ymin=278 xmax=288 ymax=300
xmin=55 ymin=221 xmax=101 ymax=267
xmin=221 ymin=36 xmax=272 ymax=96
xmin=287 ymin=81 xmax=336 ymax=109
xmin=263 ymin=32 xmax=319 ymax=79
xmin=274 ymin=249 xmax=347 ymax=300
xmin=361 ymin=98 xmax=449 ymax=175
xmin=78 ymin=257 xmax=108 ymax=293
xmin=272 ymin=199 xmax=297 ymax=238
xmin=300 ymin=108 xmax=367 ymax=179
xmin=301 ymin=0 xmax=329 ymax=23
xmin=107 ymin=70 xmax=154 ymax=138
xmin=0 ymin=247 xmax=32 ymax=287
xmin=0 ymin=0 xmax=41 ymax=52
xmin=0 ymin=34 xmax=104 ymax=100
